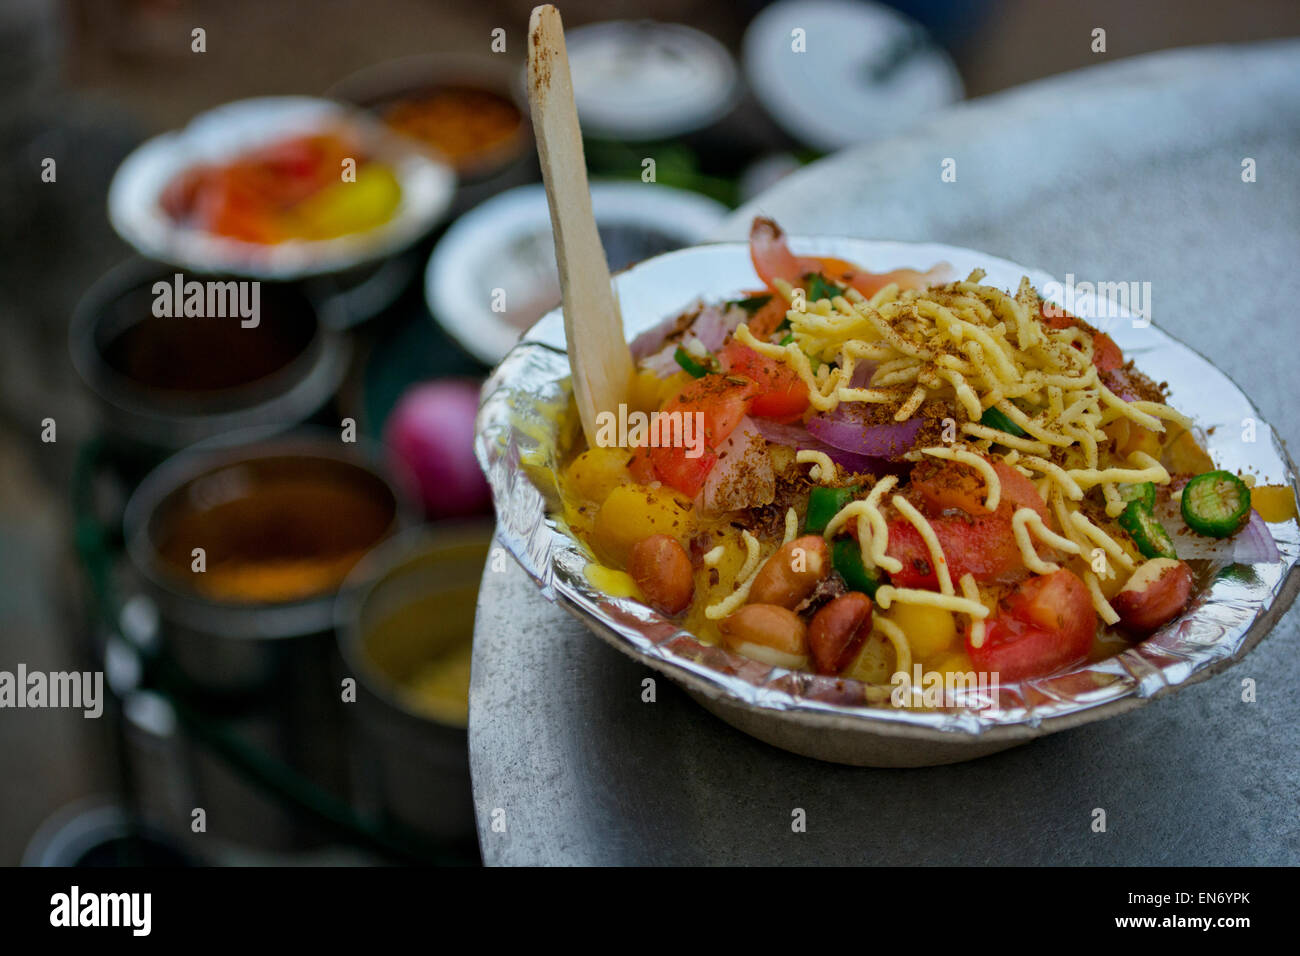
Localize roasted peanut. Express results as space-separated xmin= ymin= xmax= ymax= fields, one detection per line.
xmin=628 ymin=534 xmax=694 ymax=615
xmin=1111 ymin=558 xmax=1194 ymax=635
xmin=808 ymin=593 xmax=873 ymax=675
xmin=719 ymin=604 xmax=808 ymax=666
xmin=748 ymin=535 xmax=830 ymax=608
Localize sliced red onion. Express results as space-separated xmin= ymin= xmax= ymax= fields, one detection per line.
xmin=639 ymin=342 xmax=683 ymax=378
xmin=807 ymin=413 xmax=923 ymax=460
xmin=750 ymin=417 xmax=899 ymax=477
xmin=700 ymin=417 xmax=774 ymax=514
xmin=1155 ymin=501 xmax=1280 ymax=564
xmin=1234 ymin=510 xmax=1282 ymax=564
xmin=849 ymin=361 xmax=877 ymax=389
xmin=691 ymin=303 xmax=741 ymax=352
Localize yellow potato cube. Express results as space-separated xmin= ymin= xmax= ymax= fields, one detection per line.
xmin=886 ymin=603 xmax=957 ymax=660
xmin=1252 ymin=484 xmax=1297 ymax=523
xmin=591 ymin=484 xmax=692 ymax=566
xmin=564 ymin=447 xmax=631 ymax=504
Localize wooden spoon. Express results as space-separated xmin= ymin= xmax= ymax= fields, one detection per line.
xmin=527 ymin=3 xmax=633 ymax=446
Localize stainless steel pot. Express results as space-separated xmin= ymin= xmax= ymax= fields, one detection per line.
xmin=70 ymin=258 xmax=350 ymax=456
xmin=336 ymin=523 xmax=491 ymax=846
xmin=122 ymin=433 xmax=413 ymax=850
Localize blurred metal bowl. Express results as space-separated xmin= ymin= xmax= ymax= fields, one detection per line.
xmin=122 ymin=433 xmax=413 ymax=847
xmin=475 ymin=238 xmax=1300 ymax=766
xmin=70 ymin=258 xmax=350 ymax=455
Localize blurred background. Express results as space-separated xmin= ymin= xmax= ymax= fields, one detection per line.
xmin=1 ymin=0 xmax=1297 ymax=866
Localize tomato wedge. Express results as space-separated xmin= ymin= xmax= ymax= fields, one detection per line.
xmin=968 ymin=569 xmax=1096 ymax=681
xmin=885 ymin=513 xmax=1024 ymax=588
xmin=909 ymin=459 xmax=1049 ymax=523
xmin=648 ymin=376 xmax=757 ymax=497
xmin=718 ymin=341 xmax=809 ymax=423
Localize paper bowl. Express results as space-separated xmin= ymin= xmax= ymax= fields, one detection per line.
xmin=474 ymin=237 xmax=1300 ymax=766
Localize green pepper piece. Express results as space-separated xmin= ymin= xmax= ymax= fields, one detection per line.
xmin=728 ymin=294 xmax=772 ymax=316
xmin=805 ymin=273 xmax=846 ymax=303
xmin=806 ymin=485 xmax=859 ymax=534
xmin=832 ymin=537 xmax=885 ymax=598
xmin=1118 ymin=481 xmax=1157 ymax=511
xmin=979 ymin=406 xmax=1026 ymax=438
xmin=673 ymin=345 xmax=712 ymax=378
xmin=1181 ymin=470 xmax=1251 ymax=538
xmin=1118 ymin=500 xmax=1177 ymax=559
xmin=779 ymin=332 xmax=795 ymax=346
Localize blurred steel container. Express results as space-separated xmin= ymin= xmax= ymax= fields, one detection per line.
xmin=336 ymin=524 xmax=491 ymax=846
xmin=70 ymin=258 xmax=350 ymax=459
xmin=328 ymin=53 xmax=536 ymax=217
xmin=122 ymin=434 xmax=412 ymax=850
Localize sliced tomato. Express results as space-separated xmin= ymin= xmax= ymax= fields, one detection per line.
xmin=1090 ymin=331 xmax=1124 ymax=373
xmin=885 ymin=513 xmax=1024 ymax=588
xmin=909 ymin=459 xmax=1049 ymax=522
xmin=812 ymin=256 xmax=945 ymax=298
xmin=718 ymin=341 xmax=809 ymax=422
xmin=968 ymin=569 xmax=1095 ymax=681
xmin=648 ymin=376 xmax=757 ymax=497
xmin=647 ymin=447 xmax=717 ymax=498
xmin=749 ymin=217 xmax=816 ymax=287
xmin=746 ymin=295 xmax=791 ymax=339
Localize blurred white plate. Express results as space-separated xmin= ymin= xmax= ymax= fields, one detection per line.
xmin=108 ymin=96 xmax=456 ymax=280
xmin=425 ymin=181 xmax=727 ymax=365
xmin=743 ymin=0 xmax=962 ymax=151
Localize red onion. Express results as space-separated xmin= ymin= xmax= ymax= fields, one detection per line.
xmin=691 ymin=303 xmax=741 ymax=352
xmin=1155 ymin=501 xmax=1280 ymax=564
xmin=751 ymin=417 xmax=896 ymax=477
xmin=807 ymin=413 xmax=923 ymax=460
xmin=384 ymin=380 xmax=492 ymax=519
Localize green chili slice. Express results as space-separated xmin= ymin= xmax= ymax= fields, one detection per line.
xmin=979 ymin=406 xmax=1026 ymax=438
xmin=1118 ymin=500 xmax=1177 ymax=559
xmin=805 ymin=273 xmax=846 ymax=303
xmin=806 ymin=485 xmax=859 ymax=534
xmin=673 ymin=345 xmax=712 ymax=378
xmin=831 ymin=537 xmax=885 ymax=598
xmin=728 ymin=294 xmax=772 ymax=316
xmin=1181 ymin=470 xmax=1251 ymax=538
xmin=1118 ymin=481 xmax=1157 ymax=511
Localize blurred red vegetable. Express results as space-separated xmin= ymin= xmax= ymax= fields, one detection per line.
xmin=384 ymin=380 xmax=492 ymax=519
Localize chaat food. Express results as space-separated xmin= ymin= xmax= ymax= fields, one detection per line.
xmin=557 ymin=218 xmax=1293 ymax=700
xmin=160 ymin=130 xmax=401 ymax=243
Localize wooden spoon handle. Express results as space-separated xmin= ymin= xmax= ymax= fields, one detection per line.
xmin=527 ymin=4 xmax=633 ymax=445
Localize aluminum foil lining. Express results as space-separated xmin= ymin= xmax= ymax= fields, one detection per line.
xmin=474 ymin=239 xmax=1300 ymax=734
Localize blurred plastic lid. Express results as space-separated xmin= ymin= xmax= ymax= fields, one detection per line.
xmin=743 ymin=0 xmax=963 ymax=151
xmin=564 ymin=20 xmax=739 ymax=140
xmin=425 ymin=181 xmax=727 ymax=365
